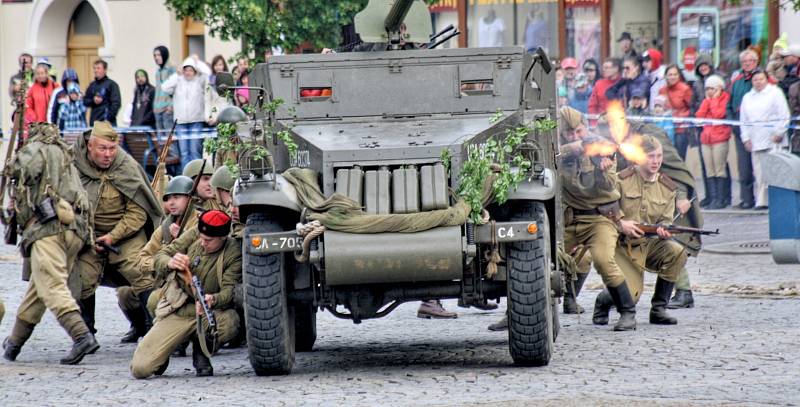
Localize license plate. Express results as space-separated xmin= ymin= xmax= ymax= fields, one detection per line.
xmin=248 ymin=232 xmax=303 ymax=254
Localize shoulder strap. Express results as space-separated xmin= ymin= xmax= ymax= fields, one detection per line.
xmin=618 ymin=167 xmax=636 ymax=179
xmin=658 ymin=173 xmax=678 ymax=191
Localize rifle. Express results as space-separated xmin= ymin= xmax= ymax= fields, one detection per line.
xmin=192 ymin=274 xmax=217 ymax=330
xmin=178 ymin=256 xmax=217 ymax=357
xmin=1 ymin=80 xmax=27 ymax=245
xmin=150 ymin=120 xmax=178 ymax=197
xmin=175 ymin=158 xmax=205 ymax=238
xmin=96 ymin=240 xmax=121 ymax=255
xmin=636 ymin=223 xmax=720 ymax=237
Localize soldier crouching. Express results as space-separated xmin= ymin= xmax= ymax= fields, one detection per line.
xmin=593 ymin=135 xmax=686 ymax=329
xmin=130 ymin=210 xmax=241 ymax=378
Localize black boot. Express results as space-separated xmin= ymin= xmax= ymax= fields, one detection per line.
xmin=137 ymin=290 xmax=154 ymax=333
xmin=192 ymin=337 xmax=214 ymax=377
xmin=60 ymin=332 xmax=100 ymax=365
xmin=592 ymin=290 xmax=613 ymax=325
xmin=699 ymin=174 xmax=711 ymax=208
xmin=3 ymin=318 xmax=35 ymax=361
xmin=172 ymin=340 xmax=189 ymax=357
xmin=668 ymin=289 xmax=695 ymax=309
xmin=607 ymin=283 xmax=637 ymax=331
xmin=707 ymin=178 xmax=725 ymax=209
xmin=79 ymin=295 xmax=97 ymax=335
xmin=120 ymin=307 xmax=148 ymax=343
xmin=563 ymin=273 xmax=589 ymax=314
xmin=650 ymin=278 xmax=678 ymax=325
xmin=154 ymin=357 xmax=170 ymax=376
xmin=721 ymin=172 xmax=731 ymax=207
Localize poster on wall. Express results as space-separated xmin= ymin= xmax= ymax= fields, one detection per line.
xmin=677 ymin=7 xmax=720 ymax=70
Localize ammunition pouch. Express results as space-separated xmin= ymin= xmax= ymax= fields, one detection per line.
xmin=55 ymin=198 xmax=75 ymax=225
xmin=597 ymin=201 xmax=621 ymax=222
xmin=33 ymin=197 xmax=57 ymax=224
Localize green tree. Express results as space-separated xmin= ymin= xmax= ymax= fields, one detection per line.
xmin=163 ymin=0 xmax=437 ymax=61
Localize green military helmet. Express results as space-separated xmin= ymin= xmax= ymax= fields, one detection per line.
xmin=162 ymin=175 xmax=194 ymax=201
xmin=182 ymin=159 xmax=214 ymax=179
xmin=210 ymin=166 xmax=235 ymax=192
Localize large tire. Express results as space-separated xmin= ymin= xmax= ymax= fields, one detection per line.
xmin=243 ymin=213 xmax=295 ymax=375
xmin=294 ymin=304 xmax=317 ymax=352
xmin=506 ymin=202 xmax=554 ymax=367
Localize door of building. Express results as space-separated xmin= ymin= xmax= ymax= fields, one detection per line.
xmin=66 ymin=1 xmax=104 ymax=91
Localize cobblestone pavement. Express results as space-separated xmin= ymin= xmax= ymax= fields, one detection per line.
xmin=0 ymin=212 xmax=798 ymax=406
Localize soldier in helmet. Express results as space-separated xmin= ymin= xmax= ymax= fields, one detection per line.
xmin=592 ymin=135 xmax=686 ymax=329
xmin=210 ymin=165 xmax=243 ymax=236
xmin=117 ymin=175 xmax=198 ymax=343
xmin=131 ymin=210 xmax=242 ymax=378
xmin=3 ymin=123 xmax=96 ymax=365
xmin=183 ymin=158 xmax=222 ymax=211
xmin=72 ymin=121 xmax=163 ymax=337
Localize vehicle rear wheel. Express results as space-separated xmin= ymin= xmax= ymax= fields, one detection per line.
xmin=506 ymin=201 xmax=554 ymax=366
xmin=243 ymin=213 xmax=295 ymax=375
xmin=294 ymin=304 xmax=317 ymax=352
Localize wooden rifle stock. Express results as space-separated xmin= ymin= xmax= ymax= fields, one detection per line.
xmin=150 ymin=119 xmax=178 ymax=191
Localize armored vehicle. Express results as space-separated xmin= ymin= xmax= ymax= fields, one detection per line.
xmin=224 ymin=0 xmax=563 ymax=375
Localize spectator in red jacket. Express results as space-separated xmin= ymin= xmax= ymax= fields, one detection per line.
xmin=24 ymin=62 xmax=60 ymax=124
xmin=694 ymin=74 xmax=731 ymax=209
xmin=660 ymin=64 xmax=693 ymax=159
xmin=588 ymin=57 xmax=622 ymax=124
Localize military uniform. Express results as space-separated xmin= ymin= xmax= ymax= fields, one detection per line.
xmin=118 ymin=176 xmax=199 ymax=343
xmin=628 ymin=122 xmax=702 ymax=308
xmin=2 ymin=123 xmax=98 ymax=365
xmin=71 ymin=122 xmax=163 ymax=334
xmin=130 ymin=211 xmax=242 ymax=379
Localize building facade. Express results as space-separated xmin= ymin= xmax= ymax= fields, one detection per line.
xmin=0 ymin=0 xmax=240 ymax=132
xmin=433 ymin=0 xmax=796 ymax=74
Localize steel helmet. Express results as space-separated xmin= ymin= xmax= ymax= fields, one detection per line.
xmin=163 ymin=175 xmax=194 ymax=201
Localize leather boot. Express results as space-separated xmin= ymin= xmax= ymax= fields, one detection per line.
xmin=172 ymin=340 xmax=189 ymax=357
xmin=487 ymin=316 xmax=508 ymax=331
xmin=416 ymin=300 xmax=457 ymax=319
xmin=650 ymin=278 xmax=678 ymax=325
xmin=192 ymin=337 xmax=214 ymax=377
xmin=563 ymin=273 xmax=589 ymax=314
xmin=120 ymin=307 xmax=148 ymax=343
xmin=699 ymin=174 xmax=711 ymax=208
xmin=607 ymin=283 xmax=637 ymax=331
xmin=154 ymin=357 xmax=169 ymax=376
xmin=3 ymin=318 xmax=35 ymax=361
xmin=592 ymin=290 xmax=613 ymax=325
xmin=667 ymin=289 xmax=695 ymax=309
xmin=60 ymin=332 xmax=100 ymax=365
xmin=721 ymin=174 xmax=731 ymax=207
xmin=138 ymin=290 xmax=154 ymax=333
xmin=79 ymin=295 xmax=97 ymax=335
xmin=708 ymin=178 xmax=725 ymax=209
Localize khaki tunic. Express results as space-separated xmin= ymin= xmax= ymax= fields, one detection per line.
xmin=615 ymin=168 xmax=686 ymax=302
xmin=130 ymin=237 xmax=242 ymax=379
xmin=560 ymin=153 xmax=626 ymax=287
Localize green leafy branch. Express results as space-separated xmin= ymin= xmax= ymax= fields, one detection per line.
xmin=456 ymin=117 xmax=556 ymax=223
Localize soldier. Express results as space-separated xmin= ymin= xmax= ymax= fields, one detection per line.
xmin=489 ymin=107 xmax=632 ymax=331
xmin=72 ymin=121 xmax=163 ymax=335
xmin=117 ymin=175 xmax=197 ymax=343
xmin=2 ymin=123 xmax=97 ymax=365
xmin=628 ymin=121 xmax=702 ymax=308
xmin=211 ymin=165 xmax=244 ymax=238
xmin=593 ymin=135 xmax=686 ymax=329
xmin=130 ymin=210 xmax=242 ymax=378
xmin=183 ymin=159 xmax=222 ymax=211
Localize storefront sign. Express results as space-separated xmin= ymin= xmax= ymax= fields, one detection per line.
xmin=565 ymin=0 xmax=601 ymax=7
xmin=429 ymin=0 xmax=458 ymax=12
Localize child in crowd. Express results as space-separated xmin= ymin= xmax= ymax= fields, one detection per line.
xmin=57 ymin=83 xmax=87 ymax=130
xmin=651 ymin=95 xmax=675 ymax=146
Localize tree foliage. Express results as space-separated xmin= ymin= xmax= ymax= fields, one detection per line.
xmin=163 ymin=0 xmax=437 ymax=61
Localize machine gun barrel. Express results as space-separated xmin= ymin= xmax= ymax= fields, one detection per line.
xmin=384 ymin=0 xmax=414 ymax=33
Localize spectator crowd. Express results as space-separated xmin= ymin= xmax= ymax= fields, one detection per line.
xmin=6 ymin=47 xmax=253 ymax=172
xmin=557 ymin=32 xmax=800 ymax=211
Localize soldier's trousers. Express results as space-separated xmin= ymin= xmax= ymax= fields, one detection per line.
xmin=615 ymin=238 xmax=687 ymax=303
xmin=78 ymin=230 xmax=153 ymax=299
xmin=564 ymin=217 xmax=626 ymax=288
xmin=17 ymin=231 xmax=83 ymax=325
xmin=130 ymin=308 xmax=239 ymax=379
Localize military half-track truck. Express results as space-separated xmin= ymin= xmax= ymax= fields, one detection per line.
xmin=228 ymin=0 xmax=563 ymax=376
